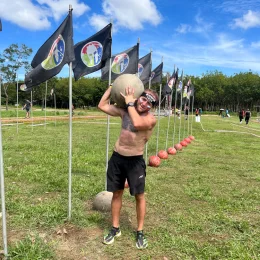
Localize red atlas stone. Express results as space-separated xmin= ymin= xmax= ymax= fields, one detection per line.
xmin=149 ymin=155 xmax=161 ymax=167
xmin=158 ymin=150 xmax=168 ymax=159
xmin=184 ymin=137 xmax=191 ymax=143
xmin=167 ymin=147 xmax=177 ymax=155
xmin=180 ymin=140 xmax=188 ymax=147
xmin=174 ymin=143 xmax=183 ymax=151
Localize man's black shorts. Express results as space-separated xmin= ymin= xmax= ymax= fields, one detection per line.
xmin=107 ymin=151 xmax=146 ymax=196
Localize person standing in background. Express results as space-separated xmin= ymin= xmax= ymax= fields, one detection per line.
xmin=238 ymin=109 xmax=244 ymax=123
xmin=245 ymin=109 xmax=251 ymax=124
xmin=23 ymin=100 xmax=31 ymax=119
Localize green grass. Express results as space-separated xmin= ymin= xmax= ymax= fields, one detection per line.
xmin=0 ymin=112 xmax=260 ymax=259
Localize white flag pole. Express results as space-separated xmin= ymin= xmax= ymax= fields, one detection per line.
xmin=156 ymin=84 xmax=162 ymax=155
xmin=191 ymin=93 xmax=195 ymax=136
xmin=0 ymin=75 xmax=8 ymax=257
xmin=68 ymin=4 xmax=73 ymax=220
xmin=16 ymin=73 xmax=19 ymax=133
xmin=178 ymin=71 xmax=184 ymax=143
xmin=31 ymin=90 xmax=33 ymax=130
xmin=68 ymin=64 xmax=73 ymax=220
xmin=45 ymin=81 xmax=47 ymax=129
xmin=105 ymin=20 xmax=113 ymax=190
xmin=172 ymin=66 xmax=178 ymax=146
xmin=145 ymin=48 xmax=152 ymax=164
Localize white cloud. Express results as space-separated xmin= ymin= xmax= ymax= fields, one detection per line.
xmin=0 ymin=0 xmax=89 ymax=30
xmin=231 ymin=10 xmax=260 ymax=29
xmin=37 ymin=0 xmax=90 ymax=21
xmin=153 ymin=33 xmax=260 ymax=74
xmin=251 ymin=41 xmax=260 ymax=48
xmin=88 ymin=14 xmax=112 ymax=32
xmin=88 ymin=0 xmax=161 ymax=32
xmin=176 ymin=13 xmax=213 ymax=35
xmin=176 ymin=24 xmax=191 ymax=34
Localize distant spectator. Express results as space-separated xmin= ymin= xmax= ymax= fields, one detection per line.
xmin=23 ymin=101 xmax=31 ymax=119
xmin=245 ymin=109 xmax=251 ymax=124
xmin=199 ymin=108 xmax=202 ymax=116
xmin=226 ymin=108 xmax=230 ymax=117
xmin=238 ymin=108 xmax=245 ymax=123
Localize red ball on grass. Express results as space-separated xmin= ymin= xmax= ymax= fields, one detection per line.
xmin=174 ymin=143 xmax=183 ymax=151
xmin=149 ymin=155 xmax=161 ymax=167
xmin=189 ymin=135 xmax=195 ymax=140
xmin=158 ymin=150 xmax=168 ymax=159
xmin=180 ymin=140 xmax=188 ymax=147
xmin=167 ymin=147 xmax=177 ymax=155
xmin=184 ymin=137 xmax=191 ymax=143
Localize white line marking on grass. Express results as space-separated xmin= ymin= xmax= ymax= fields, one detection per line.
xmin=215 ymin=130 xmax=260 ymax=138
xmin=30 ymin=123 xmax=50 ymax=127
xmin=199 ymin=121 xmax=214 ymax=132
xmin=231 ymin=123 xmax=260 ymax=132
xmin=2 ymin=123 xmax=23 ymax=126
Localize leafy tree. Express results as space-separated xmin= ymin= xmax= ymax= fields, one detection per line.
xmin=0 ymin=44 xmax=32 ymax=110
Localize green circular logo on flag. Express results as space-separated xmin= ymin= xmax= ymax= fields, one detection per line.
xmin=42 ymin=35 xmax=65 ymax=70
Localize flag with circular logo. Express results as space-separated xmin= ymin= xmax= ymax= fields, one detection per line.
xmin=25 ymin=10 xmax=75 ymax=88
xmin=138 ymin=52 xmax=152 ymax=85
xmin=101 ymin=43 xmax=139 ymax=81
xmin=73 ymin=24 xmax=112 ymax=80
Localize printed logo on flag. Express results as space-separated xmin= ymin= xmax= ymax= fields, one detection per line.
xmin=177 ymin=81 xmax=182 ymax=91
xmin=138 ymin=63 xmax=144 ymax=76
xmin=168 ymin=78 xmax=175 ymax=89
xmin=41 ymin=35 xmax=65 ymax=70
xmin=150 ymin=71 xmax=155 ymax=79
xmin=20 ymin=84 xmax=27 ymax=91
xmin=111 ymin=53 xmax=129 ymax=74
xmin=81 ymin=41 xmax=103 ymax=68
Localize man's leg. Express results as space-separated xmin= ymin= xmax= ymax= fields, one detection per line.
xmin=135 ymin=193 xmax=148 ymax=249
xmin=112 ymin=189 xmax=124 ymax=228
xmin=103 ymin=189 xmax=124 ymax=245
xmin=135 ymin=193 xmax=146 ymax=231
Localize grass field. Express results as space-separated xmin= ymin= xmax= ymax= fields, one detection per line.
xmin=0 ymin=111 xmax=260 ymax=260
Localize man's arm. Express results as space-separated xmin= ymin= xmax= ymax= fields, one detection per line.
xmin=98 ymin=86 xmax=123 ymax=117
xmin=127 ymin=105 xmax=156 ymax=130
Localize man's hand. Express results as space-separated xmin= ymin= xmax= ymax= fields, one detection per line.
xmin=120 ymin=86 xmax=136 ymax=105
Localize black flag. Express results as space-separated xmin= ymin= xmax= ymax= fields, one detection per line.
xmin=0 ymin=18 xmax=2 ymax=31
xmin=101 ymin=44 xmax=139 ymax=81
xmin=138 ymin=53 xmax=152 ymax=85
xmin=150 ymin=62 xmax=163 ymax=85
xmin=25 ymin=10 xmax=75 ymax=88
xmin=72 ymin=23 xmax=112 ymax=80
xmin=162 ymin=68 xmax=179 ymax=96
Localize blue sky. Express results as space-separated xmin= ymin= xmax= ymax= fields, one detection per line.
xmin=1 ymin=0 xmax=260 ymax=80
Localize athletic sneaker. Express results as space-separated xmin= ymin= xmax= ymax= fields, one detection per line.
xmin=103 ymin=227 xmax=121 ymax=245
xmin=136 ymin=231 xmax=148 ymax=249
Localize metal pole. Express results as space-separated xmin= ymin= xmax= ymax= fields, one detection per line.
xmin=16 ymin=73 xmax=19 ymax=134
xmin=105 ymin=20 xmax=113 ymax=190
xmin=0 ymin=76 xmax=8 ymax=257
xmin=31 ymin=90 xmax=33 ymax=130
xmin=156 ymin=84 xmax=162 ymax=155
xmin=45 ymin=81 xmax=47 ymax=129
xmin=68 ymin=61 xmax=73 ymax=220
xmin=145 ymin=48 xmax=152 ymax=164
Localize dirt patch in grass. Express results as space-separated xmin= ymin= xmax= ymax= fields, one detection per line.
xmin=53 ymin=224 xmax=106 ymax=260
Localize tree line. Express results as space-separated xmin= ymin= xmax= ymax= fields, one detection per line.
xmin=1 ymin=44 xmax=260 ymax=112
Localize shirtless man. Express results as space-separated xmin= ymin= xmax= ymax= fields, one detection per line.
xmin=98 ymin=85 xmax=159 ymax=249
